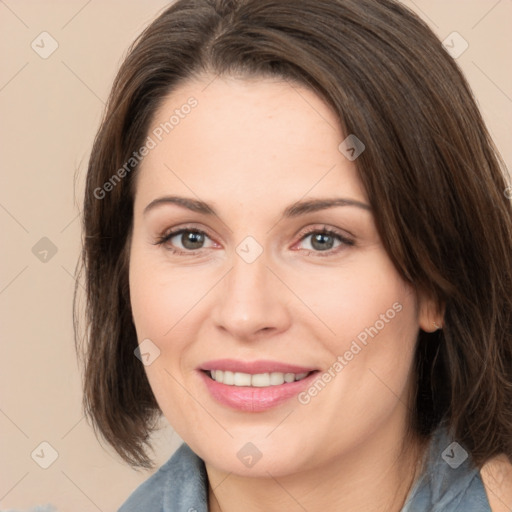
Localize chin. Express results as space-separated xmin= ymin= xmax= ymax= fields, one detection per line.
xmin=192 ymin=434 xmax=315 ymax=477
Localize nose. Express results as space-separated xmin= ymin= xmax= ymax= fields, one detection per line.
xmin=211 ymin=249 xmax=292 ymax=341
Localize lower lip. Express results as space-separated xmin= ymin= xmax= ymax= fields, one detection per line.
xmin=199 ymin=370 xmax=319 ymax=412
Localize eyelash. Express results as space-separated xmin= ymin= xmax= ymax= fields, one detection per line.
xmin=154 ymin=225 xmax=354 ymax=257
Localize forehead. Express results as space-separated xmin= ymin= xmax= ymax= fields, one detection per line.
xmin=134 ymin=75 xmax=367 ymax=210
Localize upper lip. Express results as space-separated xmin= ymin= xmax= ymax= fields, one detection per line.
xmin=199 ymin=359 xmax=317 ymax=374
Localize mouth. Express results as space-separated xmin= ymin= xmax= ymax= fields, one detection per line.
xmin=198 ymin=359 xmax=320 ymax=412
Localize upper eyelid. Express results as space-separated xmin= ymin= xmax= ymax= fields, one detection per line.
xmin=159 ymin=223 xmax=216 ymax=239
xmin=295 ymin=224 xmax=355 ymax=241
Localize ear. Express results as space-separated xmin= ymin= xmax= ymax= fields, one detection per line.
xmin=418 ymin=292 xmax=444 ymax=333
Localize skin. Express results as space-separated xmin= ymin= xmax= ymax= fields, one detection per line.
xmin=129 ymin=75 xmax=447 ymax=511
xmin=481 ymin=456 xmax=512 ymax=511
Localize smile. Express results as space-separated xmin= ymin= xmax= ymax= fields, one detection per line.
xmin=198 ymin=359 xmax=320 ymax=412
xmin=208 ymin=370 xmax=311 ymax=387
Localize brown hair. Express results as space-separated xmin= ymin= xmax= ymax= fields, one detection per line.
xmin=76 ymin=0 xmax=512 ymax=469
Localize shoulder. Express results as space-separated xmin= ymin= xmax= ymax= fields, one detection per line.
xmin=118 ymin=443 xmax=207 ymax=512
xmin=118 ymin=455 xmax=173 ymax=511
xmin=480 ymin=455 xmax=512 ymax=512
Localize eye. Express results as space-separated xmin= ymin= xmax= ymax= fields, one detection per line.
xmin=154 ymin=225 xmax=353 ymax=256
xmin=155 ymin=227 xmax=217 ymax=253
xmin=295 ymin=227 xmax=354 ymax=255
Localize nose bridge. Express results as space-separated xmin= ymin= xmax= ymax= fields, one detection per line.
xmin=212 ymin=241 xmax=291 ymax=338
xmin=230 ymin=247 xmax=270 ymax=300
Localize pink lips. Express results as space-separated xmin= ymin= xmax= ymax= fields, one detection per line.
xmin=198 ymin=359 xmax=318 ymax=412
xmin=200 ymin=359 xmax=315 ymax=375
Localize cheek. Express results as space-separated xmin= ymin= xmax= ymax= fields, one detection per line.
xmin=128 ymin=243 xmax=220 ymax=396
xmin=294 ymin=249 xmax=420 ymax=414
xmin=129 ymin=244 xmax=212 ymax=342
xmin=309 ymin=255 xmax=418 ymax=416
xmin=291 ymin=249 xmax=417 ymax=349
xmin=128 ymin=248 xmax=210 ymax=432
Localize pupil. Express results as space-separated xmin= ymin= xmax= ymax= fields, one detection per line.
xmin=182 ymin=231 xmax=204 ymax=249
xmin=311 ymin=233 xmax=333 ymax=251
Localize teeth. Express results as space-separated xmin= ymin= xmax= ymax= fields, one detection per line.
xmin=209 ymin=370 xmax=310 ymax=387
xmin=234 ymin=372 xmax=251 ymax=386
xmin=270 ymin=372 xmax=285 ymax=385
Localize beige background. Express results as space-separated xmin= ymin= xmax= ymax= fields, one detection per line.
xmin=1 ymin=1 xmax=511 ymax=511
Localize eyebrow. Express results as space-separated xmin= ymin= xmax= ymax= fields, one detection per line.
xmin=143 ymin=195 xmax=371 ymax=217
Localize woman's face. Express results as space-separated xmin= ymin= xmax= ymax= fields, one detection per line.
xmin=129 ymin=75 xmax=431 ymax=477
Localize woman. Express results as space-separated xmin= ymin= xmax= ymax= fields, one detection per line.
xmin=77 ymin=0 xmax=512 ymax=510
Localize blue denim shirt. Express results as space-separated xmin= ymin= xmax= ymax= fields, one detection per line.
xmin=118 ymin=427 xmax=491 ymax=511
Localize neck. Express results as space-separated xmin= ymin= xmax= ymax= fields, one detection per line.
xmin=206 ymin=425 xmax=428 ymax=512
